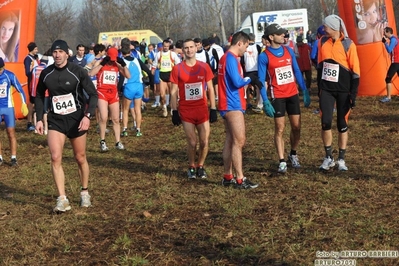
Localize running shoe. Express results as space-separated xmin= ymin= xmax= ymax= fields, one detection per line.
xmin=319 ymin=157 xmax=335 ymax=171
xmin=288 ymin=155 xmax=301 ymax=168
xmin=136 ymin=131 xmax=142 ymax=137
xmin=0 ymin=158 xmax=3 ymax=166
xmin=10 ymin=158 xmax=17 ymax=167
xmin=121 ymin=130 xmax=128 ymax=137
xmin=222 ymin=177 xmax=236 ymax=186
xmin=53 ymin=197 xmax=71 ymax=212
xmin=27 ymin=125 xmax=36 ymax=132
xmin=235 ymin=177 xmax=259 ymax=189
xmin=380 ymin=97 xmax=391 ymax=103
xmin=252 ymin=106 xmax=263 ymax=114
xmin=337 ymin=159 xmax=348 ymax=171
xmin=196 ymin=167 xmax=207 ymax=179
xmin=100 ymin=141 xmax=109 ymax=152
xmin=151 ymin=102 xmax=160 ymax=108
xmin=187 ymin=167 xmax=196 ymax=179
xmin=80 ymin=194 xmax=92 ymax=207
xmin=162 ymin=107 xmax=168 ymax=117
xmin=278 ymin=161 xmax=287 ymax=173
xmin=115 ymin=142 xmax=125 ymax=150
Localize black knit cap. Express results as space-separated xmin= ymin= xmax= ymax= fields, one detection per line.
xmin=51 ymin=40 xmax=69 ymax=53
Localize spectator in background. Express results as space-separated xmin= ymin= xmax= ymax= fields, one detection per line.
xmin=380 ymin=27 xmax=399 ymax=103
xmin=311 ymin=25 xmax=326 ymax=66
xmin=23 ymin=42 xmax=40 ymax=132
xmin=0 ymin=11 xmax=19 ymax=62
xmin=140 ymin=38 xmax=147 ymax=56
xmin=295 ymin=35 xmax=312 ymax=92
xmin=212 ymin=33 xmax=221 ymax=45
xmin=306 ymin=30 xmax=313 ymax=45
xmin=69 ymin=44 xmax=87 ymax=68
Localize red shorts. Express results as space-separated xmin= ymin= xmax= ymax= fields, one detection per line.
xmin=179 ymin=105 xmax=209 ymax=125
xmin=97 ymin=88 xmax=119 ymax=104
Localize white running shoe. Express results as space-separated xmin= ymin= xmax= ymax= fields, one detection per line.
xmin=100 ymin=141 xmax=109 ymax=152
xmin=337 ymin=159 xmax=348 ymax=171
xmin=80 ymin=194 xmax=92 ymax=207
xmin=151 ymin=102 xmax=160 ymax=108
xmin=278 ymin=161 xmax=287 ymax=173
xmin=54 ymin=197 xmax=71 ymax=212
xmin=162 ymin=107 xmax=168 ymax=117
xmin=320 ymin=157 xmax=335 ymax=171
xmin=288 ymin=155 xmax=301 ymax=168
xmin=115 ymin=142 xmax=125 ymax=150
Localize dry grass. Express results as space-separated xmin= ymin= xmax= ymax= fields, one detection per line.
xmin=1 ymin=92 xmax=399 ymax=266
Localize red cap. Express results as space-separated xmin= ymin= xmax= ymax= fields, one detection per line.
xmin=107 ymin=47 xmax=118 ymax=61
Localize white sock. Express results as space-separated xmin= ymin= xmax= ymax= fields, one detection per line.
xmin=165 ymin=94 xmax=170 ymax=106
xmin=155 ymin=95 xmax=160 ymax=104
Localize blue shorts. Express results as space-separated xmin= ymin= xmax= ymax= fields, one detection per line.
xmin=219 ymin=109 xmax=245 ymax=118
xmin=154 ymin=69 xmax=160 ymax=84
xmin=123 ymin=83 xmax=144 ymax=101
xmin=0 ymin=107 xmax=15 ymax=127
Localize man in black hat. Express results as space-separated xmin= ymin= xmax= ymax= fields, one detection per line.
xmin=35 ymin=40 xmax=98 ymax=213
xmin=258 ymin=23 xmax=310 ymax=174
xmin=23 ymin=41 xmax=39 ymax=132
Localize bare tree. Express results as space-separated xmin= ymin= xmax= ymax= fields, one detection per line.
xmin=35 ymin=1 xmax=76 ymax=51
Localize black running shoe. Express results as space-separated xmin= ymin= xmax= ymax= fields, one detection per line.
xmin=10 ymin=158 xmax=17 ymax=167
xmin=222 ymin=177 xmax=236 ymax=186
xmin=235 ymin=177 xmax=258 ymax=189
xmin=187 ymin=167 xmax=196 ymax=179
xmin=196 ymin=167 xmax=207 ymax=178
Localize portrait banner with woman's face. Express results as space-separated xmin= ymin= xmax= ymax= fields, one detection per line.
xmin=338 ymin=0 xmax=399 ymax=97
xmin=0 ymin=0 xmax=37 ymax=63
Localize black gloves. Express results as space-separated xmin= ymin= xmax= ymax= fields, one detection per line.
xmin=209 ymin=109 xmax=217 ymax=123
xmin=116 ymin=57 xmax=127 ymax=67
xmin=172 ymin=110 xmax=181 ymax=126
xmin=382 ymin=37 xmax=386 ymax=43
xmin=100 ymin=56 xmax=110 ymax=66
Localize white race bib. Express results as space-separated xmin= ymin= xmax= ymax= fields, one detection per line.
xmin=275 ymin=65 xmax=294 ymax=85
xmin=322 ymin=62 xmax=339 ymax=82
xmin=0 ymin=83 xmax=6 ymax=98
xmin=52 ymin=93 xmax=77 ymax=115
xmin=184 ymin=82 xmax=203 ymax=101
xmin=102 ymin=71 xmax=117 ymax=85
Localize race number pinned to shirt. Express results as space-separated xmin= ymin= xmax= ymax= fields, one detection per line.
xmin=102 ymin=71 xmax=118 ymax=85
xmin=185 ymin=82 xmax=203 ymax=101
xmin=322 ymin=62 xmax=339 ymax=82
xmin=0 ymin=83 xmax=6 ymax=98
xmin=275 ymin=65 xmax=294 ymax=85
xmin=52 ymin=93 xmax=77 ymax=115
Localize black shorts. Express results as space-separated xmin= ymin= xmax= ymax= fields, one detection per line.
xmin=212 ymin=73 xmax=218 ymax=85
xmin=271 ymin=94 xmax=301 ymax=118
xmin=386 ymin=63 xmax=399 ymax=83
xmin=47 ymin=109 xmax=87 ymax=139
xmin=159 ymin=71 xmax=171 ymax=82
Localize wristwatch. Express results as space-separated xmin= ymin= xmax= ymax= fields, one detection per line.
xmin=84 ymin=113 xmax=91 ymax=119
